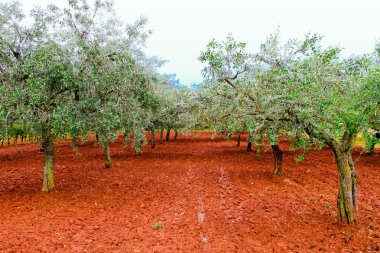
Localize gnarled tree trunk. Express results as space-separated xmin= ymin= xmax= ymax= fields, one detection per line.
xmin=166 ymin=129 xmax=171 ymax=141
xmin=237 ymin=134 xmax=241 ymax=147
xmin=104 ymin=139 xmax=112 ymax=169
xmin=42 ymin=127 xmax=55 ymax=193
xmin=174 ymin=130 xmax=178 ymax=141
xmin=333 ymin=148 xmax=358 ymax=224
xmin=271 ymin=144 xmax=283 ymax=176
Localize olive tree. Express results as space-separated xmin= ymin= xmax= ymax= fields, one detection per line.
xmin=199 ymin=34 xmax=314 ymax=176
xmin=200 ymin=32 xmax=379 ymax=224
xmin=0 ymin=0 xmax=163 ymax=191
xmin=284 ymin=45 xmax=377 ymax=224
xmin=56 ymin=1 xmax=163 ymax=164
xmin=0 ymin=1 xmax=78 ymax=192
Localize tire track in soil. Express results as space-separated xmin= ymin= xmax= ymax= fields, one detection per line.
xmin=215 ymin=163 xmax=249 ymax=251
xmin=218 ymin=165 xmax=245 ymax=228
xmin=168 ymin=165 xmax=195 ymax=251
xmin=167 ymin=158 xmax=215 ymax=252
xmin=171 ymin=149 xmax=251 ymax=252
xmin=180 ymin=156 xmax=249 ymax=252
xmin=193 ymin=164 xmax=215 ymax=253
xmin=164 ymin=163 xmax=205 ymax=252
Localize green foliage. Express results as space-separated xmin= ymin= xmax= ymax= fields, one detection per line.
xmin=199 ymin=31 xmax=379 ymax=157
xmin=0 ymin=0 xmax=199 ymax=157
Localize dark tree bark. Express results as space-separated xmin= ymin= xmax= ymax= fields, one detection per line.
xmin=247 ymin=133 xmax=253 ymax=152
xmin=174 ymin=130 xmax=178 ymax=141
xmin=151 ymin=129 xmax=156 ymax=149
xmin=247 ymin=141 xmax=252 ymax=152
xmin=237 ymin=134 xmax=241 ymax=147
xmin=166 ymin=129 xmax=171 ymax=141
xmin=271 ymin=144 xmax=283 ymax=176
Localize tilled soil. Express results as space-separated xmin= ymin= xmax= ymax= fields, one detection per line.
xmin=0 ymin=132 xmax=379 ymax=252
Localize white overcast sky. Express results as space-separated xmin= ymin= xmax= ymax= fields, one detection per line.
xmin=22 ymin=0 xmax=380 ymax=85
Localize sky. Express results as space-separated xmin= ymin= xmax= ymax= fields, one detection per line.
xmin=22 ymin=0 xmax=380 ymax=85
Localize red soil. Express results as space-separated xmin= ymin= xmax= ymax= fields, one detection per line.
xmin=0 ymin=132 xmax=379 ymax=252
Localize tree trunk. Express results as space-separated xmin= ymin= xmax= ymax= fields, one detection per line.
xmin=247 ymin=141 xmax=252 ymax=152
xmin=104 ymin=139 xmax=112 ymax=169
xmin=159 ymin=128 xmax=164 ymax=144
xmin=237 ymin=134 xmax=241 ymax=147
xmin=174 ymin=130 xmax=178 ymax=141
xmin=334 ymin=148 xmax=358 ymax=224
xmin=151 ymin=129 xmax=156 ymax=149
xmin=271 ymin=144 xmax=283 ymax=176
xmin=348 ymin=155 xmax=358 ymax=211
xmin=247 ymin=133 xmax=253 ymax=152
xmin=166 ymin=129 xmax=171 ymax=141
xmin=42 ymin=130 xmax=55 ymax=193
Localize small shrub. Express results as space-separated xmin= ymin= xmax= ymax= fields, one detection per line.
xmin=152 ymin=221 xmax=164 ymax=229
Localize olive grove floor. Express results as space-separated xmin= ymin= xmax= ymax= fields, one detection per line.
xmin=0 ymin=132 xmax=379 ymax=252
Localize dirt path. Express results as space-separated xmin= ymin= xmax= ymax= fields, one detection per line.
xmin=0 ymin=132 xmax=379 ymax=252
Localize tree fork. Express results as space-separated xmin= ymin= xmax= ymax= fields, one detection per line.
xmin=335 ymin=149 xmax=358 ymax=224
xmin=330 ymin=143 xmax=358 ymax=224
